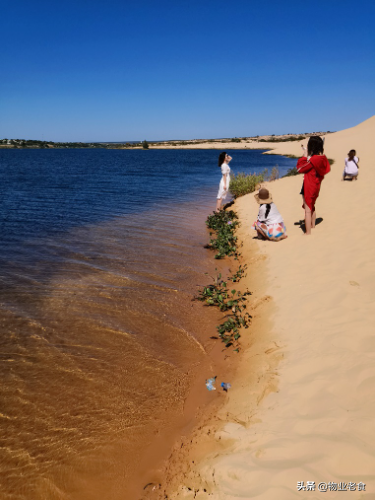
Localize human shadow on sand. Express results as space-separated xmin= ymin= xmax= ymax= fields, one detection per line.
xmin=294 ymin=217 xmax=323 ymax=233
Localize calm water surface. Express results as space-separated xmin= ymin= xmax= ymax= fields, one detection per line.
xmin=0 ymin=149 xmax=296 ymax=499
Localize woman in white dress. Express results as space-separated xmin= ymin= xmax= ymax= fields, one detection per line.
xmin=216 ymin=152 xmax=232 ymax=212
xmin=343 ymin=149 xmax=359 ymax=180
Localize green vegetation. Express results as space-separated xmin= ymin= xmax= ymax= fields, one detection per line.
xmin=0 ymin=138 xmax=105 ymax=149
xmin=198 ymin=209 xmax=252 ymax=350
xmin=230 ymin=137 xmax=241 ymax=143
xmin=229 ymin=172 xmax=265 ymax=198
xmin=258 ymin=135 xmax=305 ymax=143
xmin=195 ymin=274 xmax=251 ymax=348
xmin=205 ymin=210 xmax=239 ymax=259
xmin=0 ymin=138 xmax=157 ymax=149
xmin=229 ymin=166 xmax=280 ymax=199
xmin=284 ymin=167 xmax=299 ymax=177
xmin=228 ymin=264 xmax=247 ymax=282
xmin=268 ymin=166 xmax=280 ymax=181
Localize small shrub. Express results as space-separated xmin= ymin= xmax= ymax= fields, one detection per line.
xmin=229 ymin=171 xmax=265 ymax=198
xmin=142 ymin=140 xmax=149 ymax=149
xmin=284 ymin=167 xmax=299 ymax=177
xmin=284 ymin=135 xmax=305 ymax=142
xmin=231 ymin=137 xmax=241 ymax=143
xmin=268 ymin=166 xmax=280 ymax=181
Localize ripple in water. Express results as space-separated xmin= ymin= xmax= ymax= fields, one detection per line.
xmin=0 ymin=149 xmax=297 ymax=498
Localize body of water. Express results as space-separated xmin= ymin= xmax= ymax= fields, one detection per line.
xmin=0 ymin=148 xmax=296 ymax=499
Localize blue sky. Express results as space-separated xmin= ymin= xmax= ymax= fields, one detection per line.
xmin=1 ymin=0 xmax=374 ymax=141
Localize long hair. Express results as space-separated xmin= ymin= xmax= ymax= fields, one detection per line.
xmin=348 ymin=149 xmax=356 ymax=161
xmin=260 ymin=203 xmax=272 ymax=219
xmin=218 ymin=152 xmax=227 ymax=167
xmin=307 ymin=136 xmax=324 ymax=156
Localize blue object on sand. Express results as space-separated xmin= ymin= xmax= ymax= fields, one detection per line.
xmin=221 ymin=382 xmax=231 ymax=392
xmin=206 ymin=377 xmax=217 ymax=391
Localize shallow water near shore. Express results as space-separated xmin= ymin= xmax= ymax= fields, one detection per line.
xmin=0 ymin=149 xmax=296 ymax=499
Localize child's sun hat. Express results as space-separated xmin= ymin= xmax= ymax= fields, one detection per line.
xmin=254 ymin=187 xmax=273 ymax=204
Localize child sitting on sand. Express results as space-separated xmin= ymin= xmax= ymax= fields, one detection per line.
xmin=252 ymin=188 xmax=287 ymax=241
xmin=343 ymin=150 xmax=359 ymax=180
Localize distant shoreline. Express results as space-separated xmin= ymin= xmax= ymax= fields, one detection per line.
xmin=0 ymin=131 xmax=332 ymax=150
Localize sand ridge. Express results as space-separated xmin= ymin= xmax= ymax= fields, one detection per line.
xmin=154 ymin=115 xmax=375 ymax=499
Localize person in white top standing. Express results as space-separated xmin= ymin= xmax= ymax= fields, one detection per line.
xmin=343 ymin=149 xmax=360 ymax=180
xmin=216 ymin=152 xmax=232 ymax=212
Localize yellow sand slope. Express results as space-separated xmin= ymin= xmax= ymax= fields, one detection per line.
xmin=172 ymin=116 xmax=375 ymax=499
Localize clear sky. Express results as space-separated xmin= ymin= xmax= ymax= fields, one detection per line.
xmin=1 ymin=0 xmax=374 ymax=142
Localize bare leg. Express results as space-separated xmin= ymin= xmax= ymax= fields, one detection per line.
xmin=255 ymin=228 xmax=266 ymax=240
xmin=275 ymin=234 xmax=288 ymax=241
xmin=304 ymin=203 xmax=312 ymax=235
xmin=216 ymin=198 xmax=222 ymax=212
xmin=311 ymin=210 xmax=316 ymax=229
xmin=256 ymin=224 xmax=272 ymax=240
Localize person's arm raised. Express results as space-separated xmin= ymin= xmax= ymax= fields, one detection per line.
xmin=296 ymin=156 xmax=313 ymax=174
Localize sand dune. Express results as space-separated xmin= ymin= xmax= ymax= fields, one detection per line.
xmin=162 ymin=115 xmax=375 ymax=499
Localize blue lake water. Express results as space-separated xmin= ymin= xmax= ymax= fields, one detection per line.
xmin=0 ymin=148 xmax=296 ymax=499
xmin=0 ymin=148 xmax=294 ymax=238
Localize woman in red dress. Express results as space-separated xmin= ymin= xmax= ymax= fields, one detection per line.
xmin=297 ymin=136 xmax=330 ymax=235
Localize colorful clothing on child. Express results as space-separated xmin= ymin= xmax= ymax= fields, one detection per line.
xmin=252 ymin=220 xmax=287 ymax=239
xmin=252 ymin=202 xmax=287 ymax=240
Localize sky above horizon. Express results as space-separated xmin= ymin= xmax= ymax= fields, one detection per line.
xmin=1 ymin=0 xmax=374 ymax=142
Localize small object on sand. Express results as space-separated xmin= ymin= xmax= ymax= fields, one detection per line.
xmin=221 ymin=382 xmax=231 ymax=392
xmin=206 ymin=377 xmax=217 ymax=391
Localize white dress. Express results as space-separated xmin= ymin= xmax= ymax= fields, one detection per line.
xmin=344 ymin=156 xmax=359 ymax=176
xmin=217 ymin=163 xmax=231 ymax=200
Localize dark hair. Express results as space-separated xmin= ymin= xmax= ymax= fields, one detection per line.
xmin=307 ymin=136 xmax=324 ymax=156
xmin=348 ymin=149 xmax=356 ymax=161
xmin=218 ymin=152 xmax=227 ymax=167
xmin=260 ymin=203 xmax=272 ymax=219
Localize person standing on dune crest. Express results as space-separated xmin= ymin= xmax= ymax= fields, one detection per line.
xmin=297 ymin=136 xmax=330 ymax=235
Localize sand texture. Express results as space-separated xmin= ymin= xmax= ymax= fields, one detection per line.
xmin=159 ymin=116 xmax=375 ymax=500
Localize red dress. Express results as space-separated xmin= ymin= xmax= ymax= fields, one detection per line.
xmin=297 ymin=155 xmax=331 ymax=211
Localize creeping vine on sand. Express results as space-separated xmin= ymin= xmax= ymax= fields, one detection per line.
xmin=196 ymin=209 xmax=252 ymax=350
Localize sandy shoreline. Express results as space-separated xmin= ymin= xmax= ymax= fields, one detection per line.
xmin=143 ymin=115 xmax=375 ymax=499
